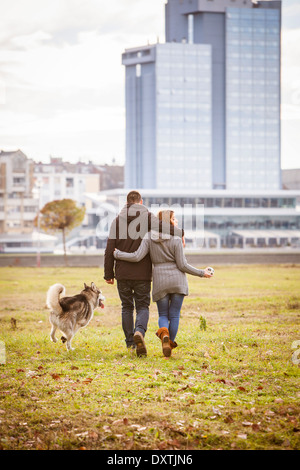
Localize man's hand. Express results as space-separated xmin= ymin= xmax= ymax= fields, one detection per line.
xmin=105 ymin=279 xmax=114 ymax=285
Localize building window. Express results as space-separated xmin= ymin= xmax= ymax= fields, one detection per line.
xmin=66 ymin=178 xmax=74 ymax=188
xmin=13 ymin=177 xmax=25 ymax=186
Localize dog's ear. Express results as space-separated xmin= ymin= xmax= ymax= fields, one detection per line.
xmin=91 ymin=282 xmax=96 ymax=291
xmin=84 ymin=283 xmax=87 ymax=289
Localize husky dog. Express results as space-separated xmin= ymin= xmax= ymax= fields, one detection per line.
xmin=46 ymin=282 xmax=105 ymax=351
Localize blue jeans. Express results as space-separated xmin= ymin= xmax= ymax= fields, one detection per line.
xmin=117 ymin=280 xmax=151 ymax=348
xmin=156 ymin=294 xmax=184 ymax=342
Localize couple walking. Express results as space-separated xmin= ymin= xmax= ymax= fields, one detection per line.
xmin=104 ymin=191 xmax=213 ymax=358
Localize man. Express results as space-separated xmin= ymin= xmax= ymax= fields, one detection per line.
xmin=104 ymin=190 xmax=184 ymax=357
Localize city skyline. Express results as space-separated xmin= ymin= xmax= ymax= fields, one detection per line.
xmin=0 ymin=0 xmax=299 ymax=169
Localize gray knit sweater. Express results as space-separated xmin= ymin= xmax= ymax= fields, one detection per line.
xmin=114 ymin=232 xmax=205 ymax=302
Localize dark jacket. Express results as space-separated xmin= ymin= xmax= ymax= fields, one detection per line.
xmin=104 ymin=203 xmax=184 ymax=281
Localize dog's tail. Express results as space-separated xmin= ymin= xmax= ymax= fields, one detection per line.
xmin=46 ymin=283 xmax=66 ymax=314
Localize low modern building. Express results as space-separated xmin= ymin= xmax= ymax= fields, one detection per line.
xmin=0 ymin=231 xmax=57 ymax=253
xmin=84 ymin=188 xmax=300 ymax=249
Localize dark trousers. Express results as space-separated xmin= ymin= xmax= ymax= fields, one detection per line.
xmin=117 ymin=280 xmax=151 ymax=348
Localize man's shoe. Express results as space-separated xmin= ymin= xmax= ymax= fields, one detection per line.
xmin=133 ymin=331 xmax=147 ymax=357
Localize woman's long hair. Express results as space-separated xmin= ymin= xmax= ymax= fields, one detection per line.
xmin=157 ymin=209 xmax=174 ymax=225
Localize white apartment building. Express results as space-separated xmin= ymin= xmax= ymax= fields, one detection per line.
xmin=34 ymin=158 xmax=101 ymax=227
xmin=0 ymin=150 xmax=38 ymax=234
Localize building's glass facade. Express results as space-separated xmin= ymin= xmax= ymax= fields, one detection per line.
xmin=226 ymin=6 xmax=281 ymax=190
xmin=156 ymin=43 xmax=212 ymax=190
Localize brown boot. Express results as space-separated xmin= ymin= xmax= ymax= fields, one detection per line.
xmin=156 ymin=327 xmax=171 ymax=357
xmin=170 ymin=340 xmax=178 ymax=350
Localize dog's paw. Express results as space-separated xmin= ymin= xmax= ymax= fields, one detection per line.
xmin=50 ymin=336 xmax=57 ymax=343
xmin=61 ymin=336 xmax=67 ymax=343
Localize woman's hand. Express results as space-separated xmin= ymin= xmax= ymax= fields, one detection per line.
xmin=204 ymin=267 xmax=214 ymax=278
xmin=182 ymin=236 xmax=185 ymax=248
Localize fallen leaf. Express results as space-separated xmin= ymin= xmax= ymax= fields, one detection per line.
xmin=265 ymin=410 xmax=275 ymax=416
xmin=252 ymin=423 xmax=261 ymax=432
xmin=26 ymin=370 xmax=38 ymax=378
xmin=82 ymin=378 xmax=93 ymax=384
xmin=264 ymin=350 xmax=273 ymax=356
xmin=216 ymin=378 xmax=235 ymax=386
xmin=224 ymin=415 xmax=234 ymax=424
xmin=237 ymin=386 xmax=247 ymax=392
xmin=125 ymin=440 xmax=134 ymax=450
xmin=158 ymin=441 xmax=168 ymax=450
xmin=112 ymin=419 xmax=125 ymax=426
xmin=167 ymin=439 xmax=181 ymax=448
xmin=274 ymin=398 xmax=283 ymax=403
xmin=177 ymin=385 xmax=189 ymax=392
xmin=172 ymin=370 xmax=182 ymax=377
xmin=242 ymin=421 xmax=253 ymax=427
xmin=237 ymin=433 xmax=247 ymax=440
xmin=225 ymin=380 xmax=235 ymax=386
xmin=51 ymin=374 xmax=60 ymax=380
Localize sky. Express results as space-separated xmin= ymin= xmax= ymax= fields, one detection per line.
xmin=0 ymin=0 xmax=299 ymax=169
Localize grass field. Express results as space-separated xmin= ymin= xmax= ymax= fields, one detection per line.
xmin=0 ymin=265 xmax=299 ymax=450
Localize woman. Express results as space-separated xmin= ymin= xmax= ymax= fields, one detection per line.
xmin=114 ymin=210 xmax=213 ymax=357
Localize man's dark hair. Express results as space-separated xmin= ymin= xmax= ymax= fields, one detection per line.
xmin=127 ymin=190 xmax=142 ymax=204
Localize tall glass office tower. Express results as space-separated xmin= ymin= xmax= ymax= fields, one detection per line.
xmin=122 ymin=42 xmax=212 ymax=189
xmin=122 ymin=0 xmax=282 ymax=191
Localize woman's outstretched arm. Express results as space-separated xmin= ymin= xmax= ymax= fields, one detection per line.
xmin=114 ymin=237 xmax=150 ymax=263
xmin=173 ymin=238 xmax=205 ymax=277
